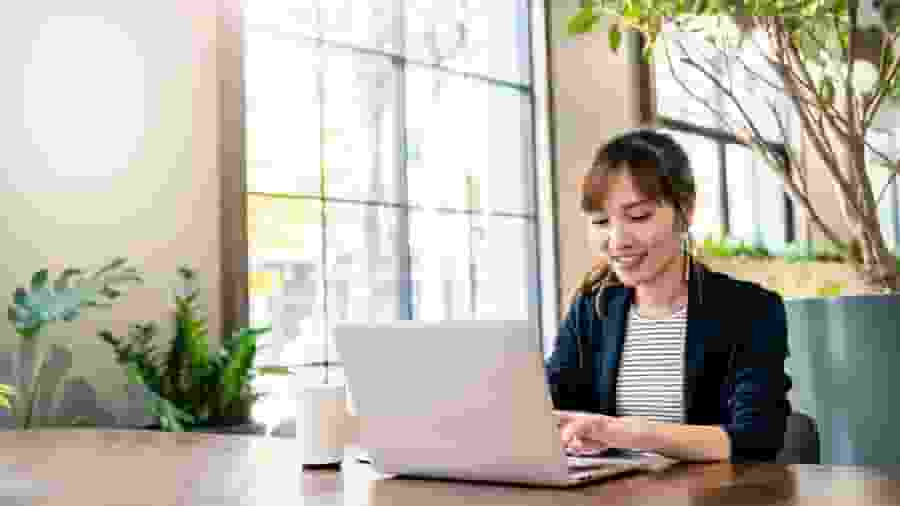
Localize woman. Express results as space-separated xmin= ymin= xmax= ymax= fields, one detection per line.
xmin=546 ymin=129 xmax=792 ymax=463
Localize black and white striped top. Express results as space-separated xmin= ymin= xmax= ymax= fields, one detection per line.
xmin=614 ymin=304 xmax=688 ymax=424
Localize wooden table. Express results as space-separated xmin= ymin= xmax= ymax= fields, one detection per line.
xmin=2 ymin=429 xmax=900 ymax=505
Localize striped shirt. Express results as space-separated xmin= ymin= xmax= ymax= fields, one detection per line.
xmin=614 ymin=304 xmax=687 ymax=424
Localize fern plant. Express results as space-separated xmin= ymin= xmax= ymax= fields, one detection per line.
xmin=7 ymin=257 xmax=142 ymax=428
xmin=100 ymin=267 xmax=282 ymax=432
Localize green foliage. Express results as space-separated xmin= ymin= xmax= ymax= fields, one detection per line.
xmin=0 ymin=384 xmax=14 ymax=410
xmin=9 ymin=257 xmax=142 ymax=339
xmin=698 ymin=234 xmax=856 ymax=263
xmin=698 ymin=234 xmax=773 ymax=259
xmin=817 ymin=280 xmax=848 ymax=297
xmin=100 ymin=267 xmax=275 ymax=432
xmin=778 ymin=239 xmax=847 ymax=263
xmin=572 ymin=3 xmax=900 ymax=114
xmin=7 ymin=258 xmax=142 ymax=429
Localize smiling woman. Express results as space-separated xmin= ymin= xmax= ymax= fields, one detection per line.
xmin=546 ymin=128 xmax=793 ymax=463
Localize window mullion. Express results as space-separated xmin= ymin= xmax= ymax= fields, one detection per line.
xmin=395 ymin=0 xmax=414 ymax=321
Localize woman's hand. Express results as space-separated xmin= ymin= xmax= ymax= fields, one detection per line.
xmin=554 ymin=411 xmax=656 ymax=453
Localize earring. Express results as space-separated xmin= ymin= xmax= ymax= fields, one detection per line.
xmin=682 ymin=230 xmax=693 ymax=282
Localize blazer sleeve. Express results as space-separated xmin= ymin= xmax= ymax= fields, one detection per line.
xmin=722 ymin=289 xmax=793 ymax=462
xmin=545 ymin=295 xmax=592 ymax=411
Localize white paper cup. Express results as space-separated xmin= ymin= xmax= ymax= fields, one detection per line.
xmin=294 ymin=383 xmax=347 ymax=466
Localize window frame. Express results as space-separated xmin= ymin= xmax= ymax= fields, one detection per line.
xmin=219 ymin=0 xmax=560 ymax=368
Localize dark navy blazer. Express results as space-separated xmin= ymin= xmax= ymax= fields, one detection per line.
xmin=545 ymin=263 xmax=792 ymax=462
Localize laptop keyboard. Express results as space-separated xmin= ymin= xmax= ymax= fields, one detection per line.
xmin=566 ymin=449 xmax=649 ymax=469
xmin=568 ymin=456 xmax=619 ymax=469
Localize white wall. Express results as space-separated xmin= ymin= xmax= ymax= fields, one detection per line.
xmin=0 ymin=0 xmax=221 ymax=426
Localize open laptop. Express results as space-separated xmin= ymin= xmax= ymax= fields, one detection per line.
xmin=334 ymin=320 xmax=671 ymax=487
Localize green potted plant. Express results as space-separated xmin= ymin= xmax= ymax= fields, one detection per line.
xmin=567 ymin=3 xmax=900 ymax=465
xmin=99 ymin=267 xmax=288 ymax=433
xmin=6 ymin=257 xmax=142 ymax=428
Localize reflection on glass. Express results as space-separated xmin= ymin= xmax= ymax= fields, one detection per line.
xmin=322 ymin=48 xmax=400 ymax=203
xmin=472 ymin=216 xmax=538 ymax=322
xmin=317 ymin=1 xmax=402 ymax=55
xmin=245 ymin=32 xmax=321 ymax=195
xmin=868 ymin=129 xmax=898 ymax=248
xmin=410 ymin=211 xmax=472 ymax=321
xmin=404 ymin=0 xmax=531 ymax=84
xmin=247 ymin=195 xmax=325 ymax=367
xmin=325 ymin=202 xmax=403 ymax=362
xmin=244 ymin=2 xmax=318 ymax=37
xmin=406 ymin=67 xmax=534 ymax=214
xmin=725 ymin=142 xmax=788 ymax=252
xmin=654 ymin=32 xmax=723 ymax=130
xmin=664 ymin=131 xmax=724 ymax=240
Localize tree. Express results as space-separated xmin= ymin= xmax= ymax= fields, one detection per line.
xmin=570 ymin=1 xmax=900 ymax=293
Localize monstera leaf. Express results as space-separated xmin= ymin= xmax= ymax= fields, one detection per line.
xmin=7 ymin=258 xmax=142 ymax=429
xmin=8 ymin=258 xmax=143 ymax=339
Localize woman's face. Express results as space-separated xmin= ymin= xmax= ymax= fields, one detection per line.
xmin=586 ymin=172 xmax=691 ymax=287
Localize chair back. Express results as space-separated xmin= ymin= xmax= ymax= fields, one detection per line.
xmin=777 ymin=411 xmax=820 ymax=464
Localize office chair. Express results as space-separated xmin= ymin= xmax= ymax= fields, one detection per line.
xmin=776 ymin=411 xmax=821 ymax=464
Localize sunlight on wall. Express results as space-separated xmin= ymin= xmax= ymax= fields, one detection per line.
xmin=21 ymin=15 xmax=147 ymax=189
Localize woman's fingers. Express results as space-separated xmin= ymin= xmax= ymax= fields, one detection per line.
xmin=559 ymin=413 xmax=614 ymax=451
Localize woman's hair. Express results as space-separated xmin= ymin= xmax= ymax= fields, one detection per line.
xmin=574 ymin=128 xmax=702 ymax=316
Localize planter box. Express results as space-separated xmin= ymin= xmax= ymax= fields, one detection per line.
xmin=784 ymin=294 xmax=900 ymax=466
xmin=142 ymin=421 xmax=267 ymax=436
xmin=702 ymin=257 xmax=863 ymax=298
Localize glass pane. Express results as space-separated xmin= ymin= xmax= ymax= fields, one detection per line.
xmin=245 ymin=31 xmax=321 ymax=195
xmin=325 ymin=202 xmax=404 ymax=362
xmin=244 ymin=2 xmax=318 ymax=37
xmin=407 ymin=68 xmax=534 ymax=214
xmin=410 ymin=211 xmax=472 ymax=321
xmin=472 ymin=216 xmax=538 ymax=322
xmin=868 ymin=129 xmax=898 ymax=249
xmin=722 ymin=34 xmax=785 ymax=142
xmin=322 ymin=49 xmax=400 ymax=203
xmin=318 ymin=0 xmax=402 ymax=55
xmin=247 ymin=195 xmax=325 ymax=367
xmin=664 ymin=131 xmax=724 ymax=240
xmin=654 ymin=32 xmax=723 ymax=130
xmin=726 ymin=144 xmax=786 ymax=248
xmin=405 ymin=0 xmax=531 ymax=84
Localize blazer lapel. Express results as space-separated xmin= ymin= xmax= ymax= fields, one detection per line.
xmin=683 ymin=263 xmax=718 ymax=422
xmin=600 ymin=286 xmax=633 ymax=416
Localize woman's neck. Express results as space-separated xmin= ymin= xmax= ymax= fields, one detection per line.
xmin=632 ymin=254 xmax=690 ymax=309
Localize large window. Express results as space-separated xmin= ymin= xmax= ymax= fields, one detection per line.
xmin=243 ymin=2 xmax=553 ymax=384
xmin=655 ymin=30 xmax=794 ymax=251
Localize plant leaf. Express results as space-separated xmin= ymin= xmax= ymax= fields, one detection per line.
xmin=609 ymin=22 xmax=622 ymax=52
xmin=568 ymin=5 xmax=599 ymax=36
xmin=13 ymin=287 xmax=27 ymax=307
xmin=30 ymin=270 xmax=49 ymax=293
xmin=92 ymin=257 xmax=128 ymax=279
xmin=255 ymin=365 xmax=293 ymax=376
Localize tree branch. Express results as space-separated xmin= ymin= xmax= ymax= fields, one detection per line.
xmin=664 ymin=38 xmax=739 ymax=132
xmin=755 ymin=18 xmax=853 ymax=137
xmin=772 ymin=21 xmax=870 ymax=228
xmin=865 ymin=31 xmax=900 ymax=126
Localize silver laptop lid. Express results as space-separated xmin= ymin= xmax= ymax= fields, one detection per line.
xmin=334 ymin=320 xmax=569 ymax=483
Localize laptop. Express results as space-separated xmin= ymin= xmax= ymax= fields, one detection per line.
xmin=334 ymin=319 xmax=672 ymax=487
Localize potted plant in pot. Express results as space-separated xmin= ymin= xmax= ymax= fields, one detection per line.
xmin=6 ymin=258 xmax=142 ymax=429
xmin=567 ymin=3 xmax=900 ymax=465
xmin=99 ymin=267 xmax=289 ymax=434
